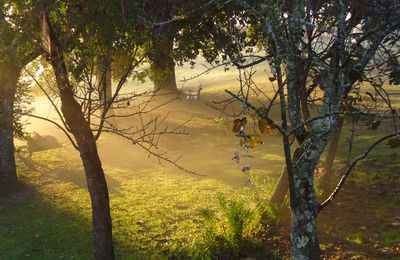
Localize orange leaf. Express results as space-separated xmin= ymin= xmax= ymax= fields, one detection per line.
xmin=233 ymin=117 xmax=247 ymax=133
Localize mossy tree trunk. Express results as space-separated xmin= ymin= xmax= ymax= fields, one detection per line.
xmin=289 ymin=139 xmax=326 ymax=259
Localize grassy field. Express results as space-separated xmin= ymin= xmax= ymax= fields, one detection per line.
xmin=1 ymin=87 xmax=400 ymax=259
xmin=1 ymin=149 xmax=236 ymax=259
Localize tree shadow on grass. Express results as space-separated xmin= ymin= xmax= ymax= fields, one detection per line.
xmin=17 ymin=155 xmax=123 ymax=195
xmin=0 ymin=183 xmax=93 ymax=259
xmin=41 ymin=167 xmax=122 ymax=194
xmin=0 ymin=182 xmax=179 ymax=259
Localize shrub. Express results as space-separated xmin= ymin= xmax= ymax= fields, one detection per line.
xmin=195 ymin=178 xmax=290 ymax=257
xmin=196 ymin=195 xmax=264 ymax=257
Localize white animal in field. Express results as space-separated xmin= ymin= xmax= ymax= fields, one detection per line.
xmin=184 ymin=85 xmax=203 ymax=100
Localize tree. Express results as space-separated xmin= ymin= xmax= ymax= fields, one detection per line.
xmin=40 ymin=9 xmax=116 ymax=258
xmin=6 ymin=1 xmax=193 ymax=258
xmin=0 ymin=3 xmax=38 ymax=195
xmin=0 ymin=61 xmax=21 ymax=195
xmin=2 ymin=0 xmax=140 ymax=257
xmin=221 ymin=0 xmax=400 ymax=258
xmin=138 ymin=0 xmax=252 ymax=92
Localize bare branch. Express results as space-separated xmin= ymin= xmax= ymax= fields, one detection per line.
xmin=18 ymin=112 xmax=78 ymax=149
xmin=319 ymin=131 xmax=400 ymax=212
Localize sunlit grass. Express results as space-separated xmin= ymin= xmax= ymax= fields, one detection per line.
xmin=4 ymin=87 xmax=400 ymax=258
xmin=345 ymin=232 xmax=363 ymax=245
xmin=0 ymin=149 xmax=238 ymax=258
xmin=258 ymin=153 xmax=284 ymax=162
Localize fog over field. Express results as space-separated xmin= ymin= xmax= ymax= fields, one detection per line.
xmin=2 ymin=1 xmax=399 ymax=259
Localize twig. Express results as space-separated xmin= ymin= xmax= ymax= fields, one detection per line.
xmin=18 ymin=112 xmax=78 ymax=149
xmin=224 ymin=89 xmax=284 ymax=135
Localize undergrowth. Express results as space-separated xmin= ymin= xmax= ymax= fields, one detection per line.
xmin=192 ymin=179 xmax=290 ymax=258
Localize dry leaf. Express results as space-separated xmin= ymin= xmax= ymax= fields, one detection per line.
xmin=233 ymin=117 xmax=247 ymax=133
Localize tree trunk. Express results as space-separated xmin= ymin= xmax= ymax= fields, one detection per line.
xmin=0 ymin=64 xmax=21 ymax=195
xmin=55 ymin=53 xmax=115 ymax=260
xmin=149 ymin=36 xmax=178 ymax=92
xmin=97 ymin=51 xmax=113 ymax=117
xmin=79 ymin=137 xmax=114 ymax=260
xmin=269 ymin=166 xmax=288 ymax=204
xmin=291 ymin=191 xmax=320 ymax=259
xmin=290 ymin=147 xmax=321 ymax=259
xmin=320 ymin=116 xmax=344 ymax=194
xmin=41 ymin=12 xmax=115 ymax=259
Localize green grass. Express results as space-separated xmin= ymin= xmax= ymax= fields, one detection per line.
xmin=1 ymin=145 xmax=285 ymax=259
xmin=323 ymin=124 xmax=400 ymax=186
xmin=3 ymin=94 xmax=400 ymax=258
xmin=0 ymin=150 xmax=237 ymax=259
xmin=196 ymin=195 xmax=265 ymax=257
xmin=345 ymin=232 xmax=363 ymax=245
xmin=379 ymin=230 xmax=400 ymax=246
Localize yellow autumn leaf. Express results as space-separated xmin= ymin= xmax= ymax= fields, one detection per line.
xmin=248 ymin=132 xmax=264 ymax=144
xmin=248 ymin=139 xmax=257 ymax=148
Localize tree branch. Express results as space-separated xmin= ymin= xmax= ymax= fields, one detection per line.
xmin=318 ymin=131 xmax=400 ymax=212
xmin=18 ymin=112 xmax=78 ymax=150
xmin=224 ymin=89 xmax=284 ymax=135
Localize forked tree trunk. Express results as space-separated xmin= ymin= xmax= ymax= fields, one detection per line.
xmin=41 ymin=12 xmax=115 ymax=259
xmin=0 ymin=64 xmax=21 ymax=195
xmin=270 ymin=80 xmax=309 ymax=205
xmin=149 ymin=36 xmax=178 ymax=92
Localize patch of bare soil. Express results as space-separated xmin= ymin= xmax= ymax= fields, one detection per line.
xmin=258 ymin=177 xmax=399 ymax=259
xmin=318 ymin=176 xmax=400 ymax=259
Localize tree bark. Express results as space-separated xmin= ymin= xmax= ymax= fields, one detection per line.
xmin=41 ymin=12 xmax=115 ymax=259
xmin=291 ymin=192 xmax=320 ymax=259
xmin=149 ymin=36 xmax=178 ymax=92
xmin=269 ymin=166 xmax=288 ymax=204
xmin=79 ymin=137 xmax=114 ymax=260
xmin=0 ymin=64 xmax=21 ymax=195
xmin=290 ymin=144 xmax=322 ymax=259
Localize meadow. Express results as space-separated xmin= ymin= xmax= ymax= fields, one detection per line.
xmin=1 ymin=78 xmax=399 ymax=258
